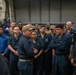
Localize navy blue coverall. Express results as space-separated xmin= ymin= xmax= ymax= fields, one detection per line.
xmin=31 ymin=38 xmax=43 ymax=75
xmin=18 ymin=35 xmax=35 ymax=75
xmin=49 ymin=33 xmax=71 ymax=75
xmin=8 ymin=33 xmax=21 ymax=75
xmin=71 ymin=32 xmax=76 ymax=75
xmin=66 ymin=28 xmax=75 ymax=75
xmin=38 ymin=33 xmax=52 ymax=75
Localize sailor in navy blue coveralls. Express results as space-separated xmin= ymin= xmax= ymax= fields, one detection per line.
xmin=38 ymin=25 xmax=52 ymax=75
xmin=71 ymin=32 xmax=76 ymax=75
xmin=66 ymin=21 xmax=75 ymax=75
xmin=31 ymin=31 xmax=43 ymax=75
xmin=18 ymin=25 xmax=38 ymax=75
xmin=49 ymin=24 xmax=71 ymax=75
xmin=8 ymin=26 xmax=21 ymax=75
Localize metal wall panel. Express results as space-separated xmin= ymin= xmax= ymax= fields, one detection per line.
xmin=14 ymin=0 xmax=76 ymax=24
xmin=62 ymin=0 xmax=76 ymax=23
xmin=14 ymin=0 xmax=29 ymax=23
xmin=41 ymin=1 xmax=49 ymax=23
xmin=30 ymin=0 xmax=40 ymax=23
xmin=50 ymin=0 xmax=60 ymax=23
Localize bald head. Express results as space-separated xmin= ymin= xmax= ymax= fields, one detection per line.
xmin=66 ymin=21 xmax=72 ymax=30
xmin=66 ymin=21 xmax=72 ymax=25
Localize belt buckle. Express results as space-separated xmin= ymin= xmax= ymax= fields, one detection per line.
xmin=19 ymin=59 xmax=31 ymax=62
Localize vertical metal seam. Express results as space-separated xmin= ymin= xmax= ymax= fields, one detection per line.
xmin=13 ymin=0 xmax=16 ymax=21
xmin=60 ymin=0 xmax=62 ymax=22
xmin=39 ymin=0 xmax=42 ymax=23
xmin=48 ymin=0 xmax=50 ymax=23
xmin=28 ymin=0 xmax=31 ymax=22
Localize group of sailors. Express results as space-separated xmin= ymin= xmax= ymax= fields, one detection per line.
xmin=0 ymin=21 xmax=76 ymax=75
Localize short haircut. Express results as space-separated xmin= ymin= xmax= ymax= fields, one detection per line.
xmin=13 ymin=26 xmax=19 ymax=30
xmin=55 ymin=24 xmax=64 ymax=29
xmin=40 ymin=25 xmax=45 ymax=29
xmin=31 ymin=30 xmax=37 ymax=35
xmin=34 ymin=23 xmax=38 ymax=26
xmin=32 ymin=30 xmax=37 ymax=33
xmin=10 ymin=21 xmax=15 ymax=23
